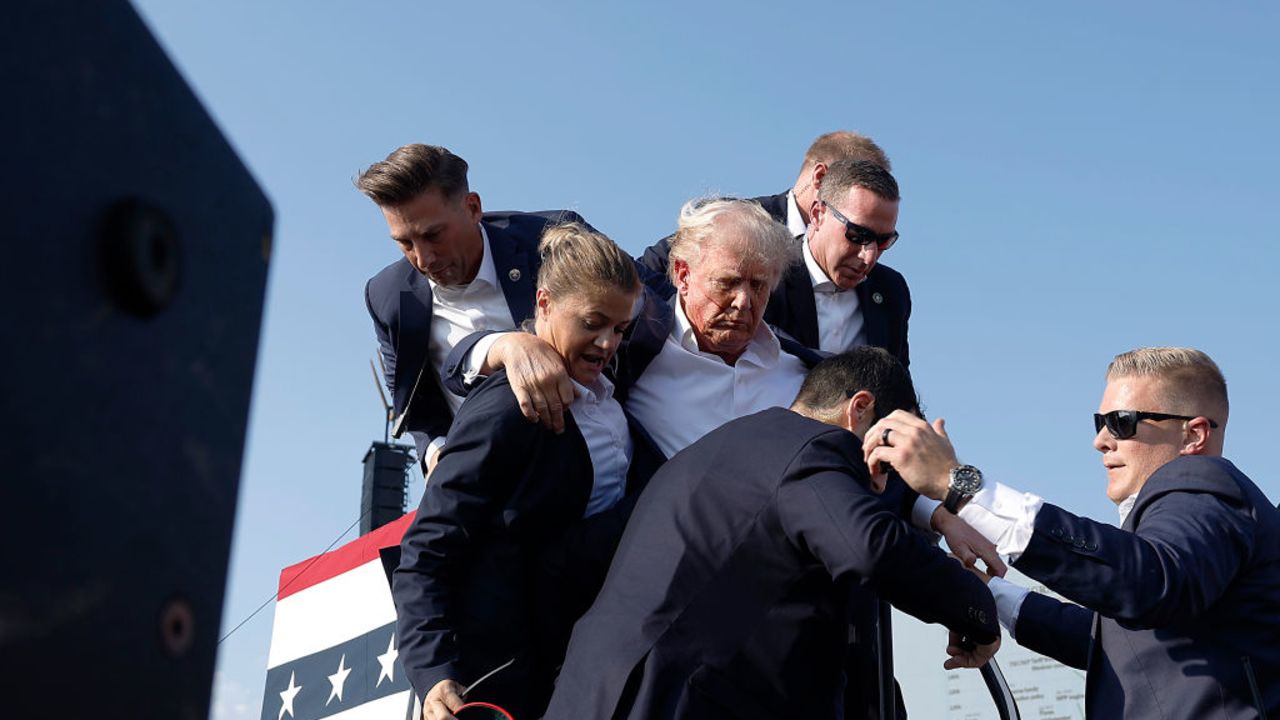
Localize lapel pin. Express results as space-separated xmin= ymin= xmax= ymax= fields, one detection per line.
xmin=508 ymin=268 xmax=521 ymax=282
xmin=872 ymin=292 xmax=884 ymax=304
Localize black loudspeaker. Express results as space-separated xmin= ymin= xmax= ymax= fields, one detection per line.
xmin=0 ymin=2 xmax=273 ymax=718
xmin=361 ymin=443 xmax=413 ymax=534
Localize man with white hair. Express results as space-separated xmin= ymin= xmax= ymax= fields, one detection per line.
xmin=619 ymin=197 xmax=813 ymax=456
xmin=867 ymin=347 xmax=1280 ymax=718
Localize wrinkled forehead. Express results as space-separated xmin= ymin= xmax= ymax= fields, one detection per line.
xmin=693 ymin=234 xmax=775 ymax=282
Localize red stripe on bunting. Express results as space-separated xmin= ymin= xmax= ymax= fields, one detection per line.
xmin=276 ymin=511 xmax=416 ymax=600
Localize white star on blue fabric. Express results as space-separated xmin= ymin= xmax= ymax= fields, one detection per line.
xmin=327 ymin=653 xmax=352 ymax=705
xmin=376 ymin=634 xmax=399 ymax=687
xmin=278 ymin=671 xmax=302 ymax=720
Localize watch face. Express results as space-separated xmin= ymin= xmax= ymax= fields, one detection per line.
xmin=951 ymin=465 xmax=983 ymax=494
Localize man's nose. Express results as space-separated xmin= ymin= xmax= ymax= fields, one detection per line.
xmin=595 ymin=328 xmax=619 ymax=350
xmin=858 ymin=242 xmax=881 ymax=265
xmin=409 ymin=240 xmax=432 ymax=272
xmin=1092 ymin=426 xmax=1113 ymax=452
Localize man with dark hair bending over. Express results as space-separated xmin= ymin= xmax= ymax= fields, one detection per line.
xmin=544 ymin=347 xmax=1001 ymax=720
xmin=360 ymin=143 xmax=588 ymax=474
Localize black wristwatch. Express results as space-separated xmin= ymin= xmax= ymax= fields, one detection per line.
xmin=943 ymin=464 xmax=984 ymax=513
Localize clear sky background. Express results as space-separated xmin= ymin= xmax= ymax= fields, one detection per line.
xmin=129 ymin=2 xmax=1279 ymax=718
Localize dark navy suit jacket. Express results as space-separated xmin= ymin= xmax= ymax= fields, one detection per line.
xmin=638 ymin=192 xmax=912 ymax=367
xmin=364 ymin=210 xmax=581 ymax=463
xmin=1012 ymin=456 xmax=1280 ymax=718
xmin=391 ymin=371 xmax=664 ymax=719
xmin=544 ymin=407 xmax=998 ymax=720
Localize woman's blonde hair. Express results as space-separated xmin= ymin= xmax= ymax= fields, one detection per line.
xmin=537 ymin=222 xmax=640 ymax=299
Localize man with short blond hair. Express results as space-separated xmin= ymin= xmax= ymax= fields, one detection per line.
xmin=868 ymin=346 xmax=1280 ymax=718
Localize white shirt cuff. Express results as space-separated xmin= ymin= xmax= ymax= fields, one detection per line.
xmin=461 ymin=333 xmax=503 ymax=386
xmin=911 ymin=496 xmax=942 ymax=531
xmin=987 ymin=576 xmax=1030 ymax=640
xmin=957 ymin=481 xmax=1044 ymax=560
xmin=427 ymin=435 xmax=447 ymax=457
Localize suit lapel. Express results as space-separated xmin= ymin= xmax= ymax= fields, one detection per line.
xmin=856 ymin=275 xmax=888 ymax=350
xmin=613 ymin=287 xmax=675 ymax=400
xmin=487 ymin=221 xmax=536 ymax=325
xmin=395 ymin=268 xmax=435 ymax=414
xmin=779 ymin=257 xmax=820 ymax=348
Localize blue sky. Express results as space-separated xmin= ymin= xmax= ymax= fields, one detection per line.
xmin=129 ymin=2 xmax=1279 ymax=717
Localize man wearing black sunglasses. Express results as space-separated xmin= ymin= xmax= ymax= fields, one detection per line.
xmin=863 ymin=347 xmax=1280 ymax=718
xmin=789 ymin=158 xmax=907 ymax=364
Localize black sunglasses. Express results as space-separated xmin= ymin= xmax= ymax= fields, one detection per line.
xmin=821 ymin=201 xmax=898 ymax=251
xmin=1093 ymin=410 xmax=1219 ymax=440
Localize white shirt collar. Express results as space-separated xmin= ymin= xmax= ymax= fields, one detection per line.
xmin=671 ymin=296 xmax=781 ymax=366
xmin=785 ymin=190 xmax=808 ymax=238
xmin=1117 ymin=493 xmax=1139 ymax=525
xmin=429 ymin=224 xmax=500 ymax=293
xmin=801 ymin=233 xmax=841 ymax=293
xmin=571 ymin=373 xmax=616 ymax=406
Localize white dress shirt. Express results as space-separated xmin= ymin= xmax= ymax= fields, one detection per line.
xmin=624 ymin=299 xmax=808 ymax=459
xmin=958 ymin=480 xmax=1054 ymax=639
xmin=803 ymin=236 xmax=867 ymax=354
xmin=427 ymin=225 xmax=516 ymax=453
xmin=570 ymin=375 xmax=632 ymax=518
xmin=784 ymin=190 xmax=808 ymax=237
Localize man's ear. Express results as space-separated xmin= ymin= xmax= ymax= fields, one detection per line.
xmin=673 ymin=258 xmax=691 ymax=295
xmin=843 ymin=390 xmax=876 ymax=434
xmin=811 ymin=162 xmax=828 ymax=191
xmin=1180 ymin=416 xmax=1213 ymax=456
xmin=809 ymin=195 xmax=827 ymax=230
xmin=462 ymin=191 xmax=482 ymax=223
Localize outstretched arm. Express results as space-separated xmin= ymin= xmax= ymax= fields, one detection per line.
xmin=1007 ymin=588 xmax=1092 ymax=670
xmin=863 ymin=412 xmax=1257 ymax=628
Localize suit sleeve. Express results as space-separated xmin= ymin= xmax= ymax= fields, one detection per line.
xmin=391 ymin=380 xmax=535 ymax=696
xmin=776 ymin=431 xmax=999 ymax=644
xmin=1014 ymin=473 xmax=1255 ymax=628
xmin=1012 ymin=592 xmax=1093 ymax=670
xmin=439 ymin=329 xmax=507 ymax=397
xmin=638 ymin=235 xmax=673 ymax=282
